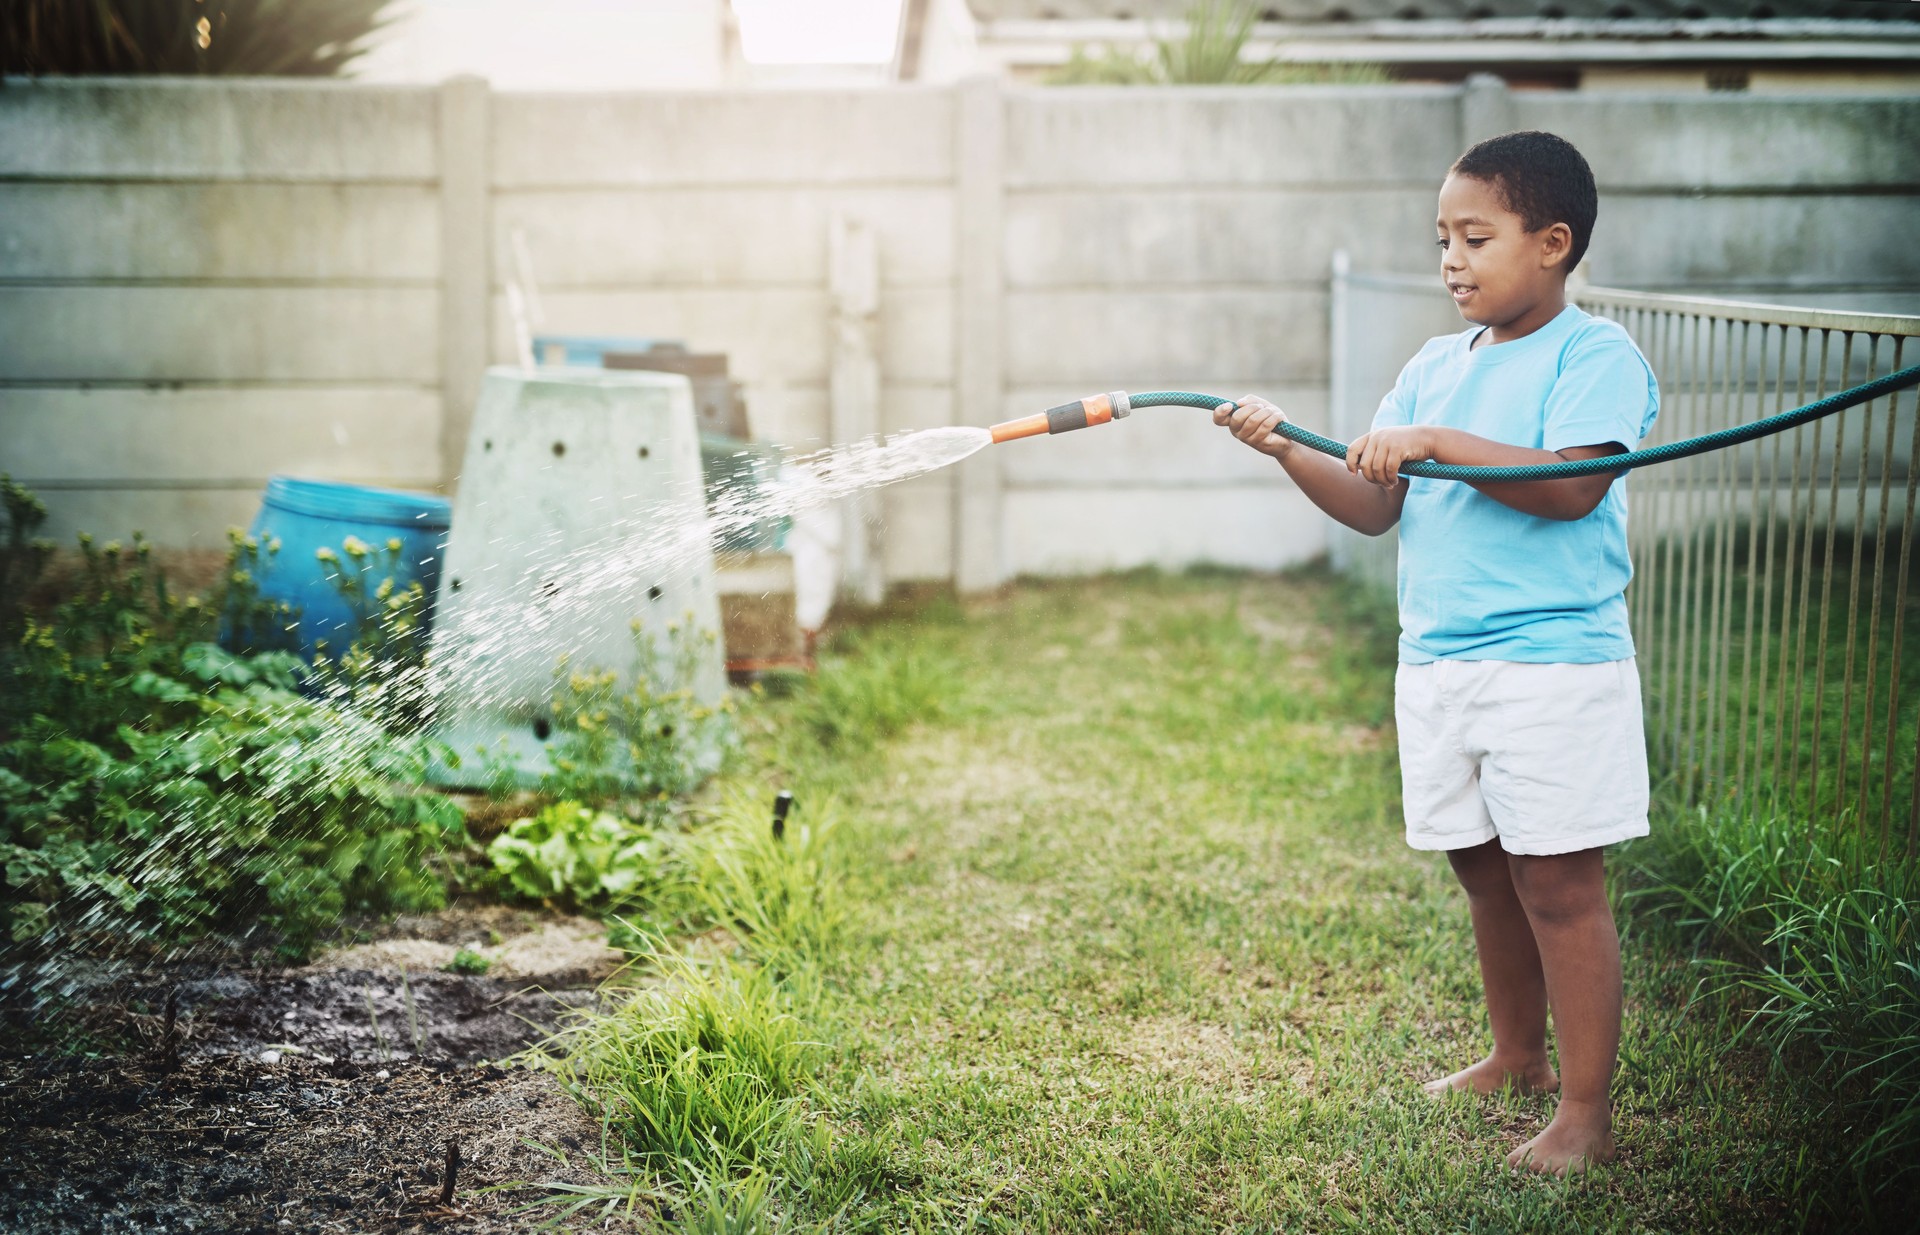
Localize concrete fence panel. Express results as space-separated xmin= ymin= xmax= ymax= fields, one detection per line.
xmin=1004 ymin=86 xmax=1460 ymax=187
xmin=0 ymin=79 xmax=438 ymax=182
xmin=491 ymin=90 xmax=956 ymax=187
xmin=2 ymin=77 xmax=1913 ymax=591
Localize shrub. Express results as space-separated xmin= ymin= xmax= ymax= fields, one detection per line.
xmin=0 ymin=485 xmax=467 ymax=962
xmin=2 ymin=647 xmax=466 ymax=959
xmin=3 ymin=0 xmax=397 ymax=77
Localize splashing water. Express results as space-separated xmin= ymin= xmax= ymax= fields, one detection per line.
xmin=4 ymin=425 xmax=995 ymax=1009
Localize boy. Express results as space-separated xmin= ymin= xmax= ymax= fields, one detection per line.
xmin=1217 ymin=131 xmax=1658 ymax=1177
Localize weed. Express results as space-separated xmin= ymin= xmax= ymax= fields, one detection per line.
xmin=444 ymin=947 xmax=492 ymax=976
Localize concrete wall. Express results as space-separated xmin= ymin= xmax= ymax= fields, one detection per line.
xmin=3 ymin=77 xmax=1914 ymax=586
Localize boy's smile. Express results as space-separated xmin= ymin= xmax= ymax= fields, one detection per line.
xmin=1436 ymin=173 xmax=1573 ymax=346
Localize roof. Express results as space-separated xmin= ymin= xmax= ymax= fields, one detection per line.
xmin=965 ymin=1 xmax=1920 ymax=22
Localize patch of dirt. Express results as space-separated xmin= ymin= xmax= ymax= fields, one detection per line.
xmin=0 ymin=1054 xmax=632 ymax=1234
xmin=0 ymin=907 xmax=643 ymax=1233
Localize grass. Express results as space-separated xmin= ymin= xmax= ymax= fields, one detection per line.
xmin=538 ymin=565 xmax=1903 ymax=1232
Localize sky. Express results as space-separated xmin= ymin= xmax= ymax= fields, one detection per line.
xmin=353 ymin=0 xmax=906 ymax=88
xmin=733 ymin=0 xmax=904 ymax=64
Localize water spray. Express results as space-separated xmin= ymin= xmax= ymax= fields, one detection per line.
xmin=987 ymin=365 xmax=1920 ymax=482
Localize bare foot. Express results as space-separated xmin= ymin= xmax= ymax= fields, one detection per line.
xmin=1506 ymin=1102 xmax=1616 ymax=1177
xmin=1421 ymin=1053 xmax=1559 ymax=1099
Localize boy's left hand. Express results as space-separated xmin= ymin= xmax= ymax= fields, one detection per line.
xmin=1346 ymin=426 xmax=1437 ymax=488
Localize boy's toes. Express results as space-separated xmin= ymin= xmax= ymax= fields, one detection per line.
xmin=1505 ymin=1118 xmax=1615 ymax=1178
xmin=1421 ymin=1055 xmax=1557 ymax=1098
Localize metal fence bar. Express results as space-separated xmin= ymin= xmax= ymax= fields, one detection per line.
xmin=1835 ymin=336 xmax=1880 ymax=823
xmin=1860 ymin=335 xmax=1903 ymax=840
xmin=1808 ymin=332 xmax=1857 ymax=816
xmin=1885 ymin=342 xmax=1919 ymax=855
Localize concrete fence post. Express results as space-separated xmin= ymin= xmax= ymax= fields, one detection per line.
xmin=954 ymin=76 xmax=1006 ymax=593
xmin=1459 ymin=73 xmax=1515 ymax=150
xmin=438 ymin=75 xmax=492 ymax=492
xmin=830 ymin=211 xmax=885 ymax=605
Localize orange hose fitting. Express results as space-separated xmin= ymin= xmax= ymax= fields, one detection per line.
xmin=988 ymin=391 xmax=1131 ymax=444
xmin=989 ymin=413 xmax=1052 ymax=443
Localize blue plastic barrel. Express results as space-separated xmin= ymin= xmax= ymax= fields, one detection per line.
xmin=234 ymin=476 xmax=452 ymax=662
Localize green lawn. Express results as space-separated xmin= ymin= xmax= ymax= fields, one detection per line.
xmin=548 ymin=568 xmax=1875 ymax=1233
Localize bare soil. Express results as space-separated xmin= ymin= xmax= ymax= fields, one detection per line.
xmin=0 ymin=908 xmax=646 ymax=1233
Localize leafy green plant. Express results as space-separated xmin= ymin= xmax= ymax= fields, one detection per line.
xmin=1047 ymin=2 xmax=1388 ymax=86
xmin=487 ymin=801 xmax=667 ymax=914
xmin=2 ymin=647 xmax=466 ymax=958
xmin=0 ymin=480 xmax=467 ymax=961
xmin=444 ymin=946 xmax=492 ymax=976
xmin=3 ymin=0 xmax=397 ymax=76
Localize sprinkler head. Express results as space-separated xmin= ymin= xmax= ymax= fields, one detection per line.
xmin=989 ymin=391 xmax=1130 ymax=443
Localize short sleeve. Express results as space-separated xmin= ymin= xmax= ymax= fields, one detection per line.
xmin=1370 ymin=337 xmax=1446 ymax=432
xmin=1543 ymin=333 xmax=1660 ymax=454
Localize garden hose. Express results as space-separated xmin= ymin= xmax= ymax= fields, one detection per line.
xmin=989 ymin=363 xmax=1920 ymax=483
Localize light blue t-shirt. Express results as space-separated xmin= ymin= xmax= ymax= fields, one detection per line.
xmin=1371 ymin=304 xmax=1660 ymax=664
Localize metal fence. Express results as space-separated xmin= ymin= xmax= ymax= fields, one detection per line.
xmin=1329 ymin=259 xmax=1920 ymax=857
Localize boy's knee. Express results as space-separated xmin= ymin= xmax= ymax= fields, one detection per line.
xmin=1507 ymin=850 xmax=1607 ymax=926
xmin=1447 ymin=839 xmax=1515 ymax=899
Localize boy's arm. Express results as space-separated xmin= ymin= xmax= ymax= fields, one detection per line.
xmin=1216 ymin=397 xmax=1406 ymax=536
xmin=1347 ymin=425 xmax=1625 ymax=521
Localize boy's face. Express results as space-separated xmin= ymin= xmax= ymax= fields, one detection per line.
xmin=1435 ymin=172 xmax=1572 ymax=328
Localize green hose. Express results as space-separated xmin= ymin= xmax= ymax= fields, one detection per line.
xmin=1132 ymin=361 xmax=1920 ymax=483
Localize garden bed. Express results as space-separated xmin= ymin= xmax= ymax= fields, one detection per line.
xmin=0 ymin=906 xmax=634 ymax=1234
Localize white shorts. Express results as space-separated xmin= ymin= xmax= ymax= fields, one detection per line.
xmin=1395 ymin=658 xmax=1650 ymax=857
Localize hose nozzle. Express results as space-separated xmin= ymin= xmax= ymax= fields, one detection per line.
xmin=989 ymin=391 xmax=1131 ymax=443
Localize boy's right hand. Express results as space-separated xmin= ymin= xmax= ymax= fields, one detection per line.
xmin=1214 ymin=394 xmax=1294 ymax=462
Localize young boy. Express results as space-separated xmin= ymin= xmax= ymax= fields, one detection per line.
xmin=1217 ymin=131 xmax=1658 ymax=1177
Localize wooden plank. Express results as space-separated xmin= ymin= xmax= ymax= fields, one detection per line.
xmin=1005 ymin=87 xmax=1459 ymax=189
xmin=492 ymin=90 xmax=955 ymax=188
xmin=1 ymin=386 xmax=441 ymax=485
xmin=1005 ymin=288 xmax=1326 ymax=386
xmin=0 ymin=287 xmax=439 ymax=383
xmin=1005 ymin=186 xmax=1437 ymax=288
xmin=998 ymin=384 xmax=1329 ymax=486
xmin=0 ymin=183 xmax=438 ymax=281
xmin=0 ymin=79 xmax=437 ymax=182
xmin=494 ymin=287 xmax=953 ymax=385
xmin=1001 ymin=485 xmax=1327 ymax=577
xmin=493 ymin=186 xmax=955 ymax=287
xmin=1513 ymin=95 xmax=1920 ymax=190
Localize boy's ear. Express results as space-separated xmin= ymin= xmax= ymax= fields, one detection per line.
xmin=1539 ymin=222 xmax=1574 ymax=270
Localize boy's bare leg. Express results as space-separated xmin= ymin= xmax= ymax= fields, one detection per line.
xmin=1423 ymin=838 xmax=1559 ymax=1097
xmin=1506 ymin=846 xmax=1621 ymax=1176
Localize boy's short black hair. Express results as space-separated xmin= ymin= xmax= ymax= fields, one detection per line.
xmin=1451 ymin=131 xmax=1598 ymax=271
